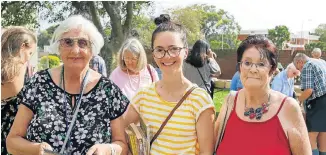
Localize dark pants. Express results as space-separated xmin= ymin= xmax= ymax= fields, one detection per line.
xmin=306 ymin=93 xmax=326 ymax=132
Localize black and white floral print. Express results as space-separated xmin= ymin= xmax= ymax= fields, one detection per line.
xmin=1 ymin=97 xmax=19 ymax=155
xmin=18 ymin=69 xmax=129 ymax=154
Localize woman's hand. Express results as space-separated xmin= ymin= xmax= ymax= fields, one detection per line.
xmin=39 ymin=142 xmax=53 ymax=155
xmin=207 ymin=49 xmax=216 ymax=59
xmin=86 ymin=144 xmax=115 ymax=155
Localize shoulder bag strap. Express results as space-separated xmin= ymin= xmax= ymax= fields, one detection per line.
xmin=60 ymin=70 xmax=90 ymax=154
xmin=197 ymin=68 xmax=210 ymax=92
xmin=147 ymin=64 xmax=154 ymax=82
xmin=213 ymin=91 xmax=235 ymax=154
xmin=150 ymin=86 xmax=197 ymax=146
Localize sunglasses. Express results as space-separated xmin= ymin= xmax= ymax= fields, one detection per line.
xmin=58 ymin=38 xmax=92 ymax=49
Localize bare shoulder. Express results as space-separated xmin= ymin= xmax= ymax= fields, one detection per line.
xmin=280 ymin=96 xmax=301 ymax=121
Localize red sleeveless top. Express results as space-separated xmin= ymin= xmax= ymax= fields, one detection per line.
xmin=216 ymin=92 xmax=291 ymax=155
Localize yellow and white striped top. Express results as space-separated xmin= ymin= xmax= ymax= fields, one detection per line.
xmin=131 ymin=83 xmax=215 ymax=155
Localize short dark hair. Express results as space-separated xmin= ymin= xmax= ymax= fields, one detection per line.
xmin=237 ymin=35 xmax=278 ymax=75
xmin=186 ymin=40 xmax=210 ymax=68
xmin=151 ymin=14 xmax=187 ymax=49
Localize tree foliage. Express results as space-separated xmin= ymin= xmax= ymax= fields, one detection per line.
xmin=170 ymin=4 xmax=240 ymax=49
xmin=268 ymin=25 xmax=290 ymax=49
xmin=314 ymin=24 xmax=326 ymax=43
xmin=1 ymin=1 xmax=42 ymax=29
xmin=305 ymin=42 xmax=326 ymax=51
xmin=37 ymin=24 xmax=59 ymax=48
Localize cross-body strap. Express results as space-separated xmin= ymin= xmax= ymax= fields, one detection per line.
xmin=197 ymin=68 xmax=210 ymax=92
xmin=147 ymin=64 xmax=153 ymax=82
xmin=59 ymin=69 xmax=90 ymax=154
xmin=213 ymin=91 xmax=236 ymax=154
xmin=150 ymin=86 xmax=197 ymax=146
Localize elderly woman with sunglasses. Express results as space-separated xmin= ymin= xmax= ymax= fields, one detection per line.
xmin=7 ymin=15 xmax=129 ymax=155
xmin=214 ymin=35 xmax=310 ymax=155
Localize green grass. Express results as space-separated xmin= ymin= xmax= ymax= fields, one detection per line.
xmin=213 ymin=89 xmax=230 ymax=112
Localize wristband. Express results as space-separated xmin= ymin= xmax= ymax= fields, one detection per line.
xmin=108 ymin=144 xmax=116 ymax=155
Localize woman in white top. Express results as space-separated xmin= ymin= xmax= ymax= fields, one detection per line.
xmin=110 ymin=38 xmax=159 ymax=100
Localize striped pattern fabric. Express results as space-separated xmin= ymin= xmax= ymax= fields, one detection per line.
xmin=131 ymin=83 xmax=215 ymax=155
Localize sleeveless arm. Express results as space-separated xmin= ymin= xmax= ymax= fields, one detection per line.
xmin=280 ymin=98 xmax=311 ymax=155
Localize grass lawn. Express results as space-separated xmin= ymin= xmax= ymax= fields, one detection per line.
xmin=213 ymin=89 xmax=230 ymax=112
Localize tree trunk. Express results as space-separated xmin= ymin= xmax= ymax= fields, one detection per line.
xmin=88 ymin=1 xmax=114 ymax=74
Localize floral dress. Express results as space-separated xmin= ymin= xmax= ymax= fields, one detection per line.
xmin=18 ymin=69 xmax=129 ymax=154
xmin=1 ymin=96 xmax=19 ymax=155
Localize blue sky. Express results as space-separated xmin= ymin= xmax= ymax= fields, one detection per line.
xmin=40 ymin=0 xmax=326 ymax=33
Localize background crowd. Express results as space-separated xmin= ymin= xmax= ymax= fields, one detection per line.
xmin=1 ymin=13 xmax=326 ymax=155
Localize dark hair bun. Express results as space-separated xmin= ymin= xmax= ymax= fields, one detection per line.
xmin=154 ymin=14 xmax=171 ymax=26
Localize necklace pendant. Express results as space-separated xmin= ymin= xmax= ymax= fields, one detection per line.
xmin=263 ymin=107 xmax=269 ymax=113
xmin=244 ymin=110 xmax=250 ymax=116
xmin=249 ymin=113 xmax=256 ymax=119
xmin=256 ymin=113 xmax=262 ymax=120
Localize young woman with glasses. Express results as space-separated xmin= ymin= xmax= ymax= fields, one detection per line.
xmin=124 ymin=14 xmax=215 ymax=154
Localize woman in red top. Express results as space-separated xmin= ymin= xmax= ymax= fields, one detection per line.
xmin=214 ymin=35 xmax=311 ymax=155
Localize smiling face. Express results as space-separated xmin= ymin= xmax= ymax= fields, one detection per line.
xmin=152 ymin=31 xmax=188 ymax=75
xmin=239 ymin=47 xmax=272 ymax=89
xmin=59 ymin=28 xmax=92 ymax=70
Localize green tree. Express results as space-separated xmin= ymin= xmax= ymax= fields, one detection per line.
xmin=131 ymin=15 xmax=156 ymax=49
xmin=305 ymin=42 xmax=326 ymax=51
xmin=37 ymin=24 xmax=59 ymax=48
xmin=170 ymin=4 xmax=240 ymax=48
xmin=268 ymin=25 xmax=290 ymax=49
xmin=314 ymin=24 xmax=326 ymax=43
xmin=1 ymin=1 xmax=42 ymax=29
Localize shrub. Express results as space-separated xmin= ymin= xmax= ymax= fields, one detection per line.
xmin=38 ymin=55 xmax=60 ymax=70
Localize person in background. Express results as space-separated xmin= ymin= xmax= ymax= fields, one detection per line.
xmin=110 ymin=38 xmax=159 ymax=101
xmin=271 ymin=63 xmax=300 ymax=97
xmin=230 ymin=64 xmax=243 ymax=91
xmin=6 ymin=15 xmax=129 ymax=155
xmin=215 ymin=35 xmax=310 ymax=155
xmin=293 ymin=53 xmax=326 ymax=155
xmin=89 ymin=54 xmax=107 ymax=77
xmin=1 ymin=26 xmax=37 ymax=155
xmin=311 ymin=48 xmax=322 ymax=59
xmin=183 ymin=40 xmax=221 ymax=97
xmin=153 ymin=62 xmax=162 ymax=80
xmin=124 ymin=15 xmax=215 ymax=154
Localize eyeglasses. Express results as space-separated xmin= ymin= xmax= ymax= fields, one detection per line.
xmin=58 ymin=38 xmax=92 ymax=49
xmin=152 ymin=46 xmax=185 ymax=59
xmin=123 ymin=57 xmax=138 ymax=62
xmin=239 ymin=61 xmax=271 ymax=70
